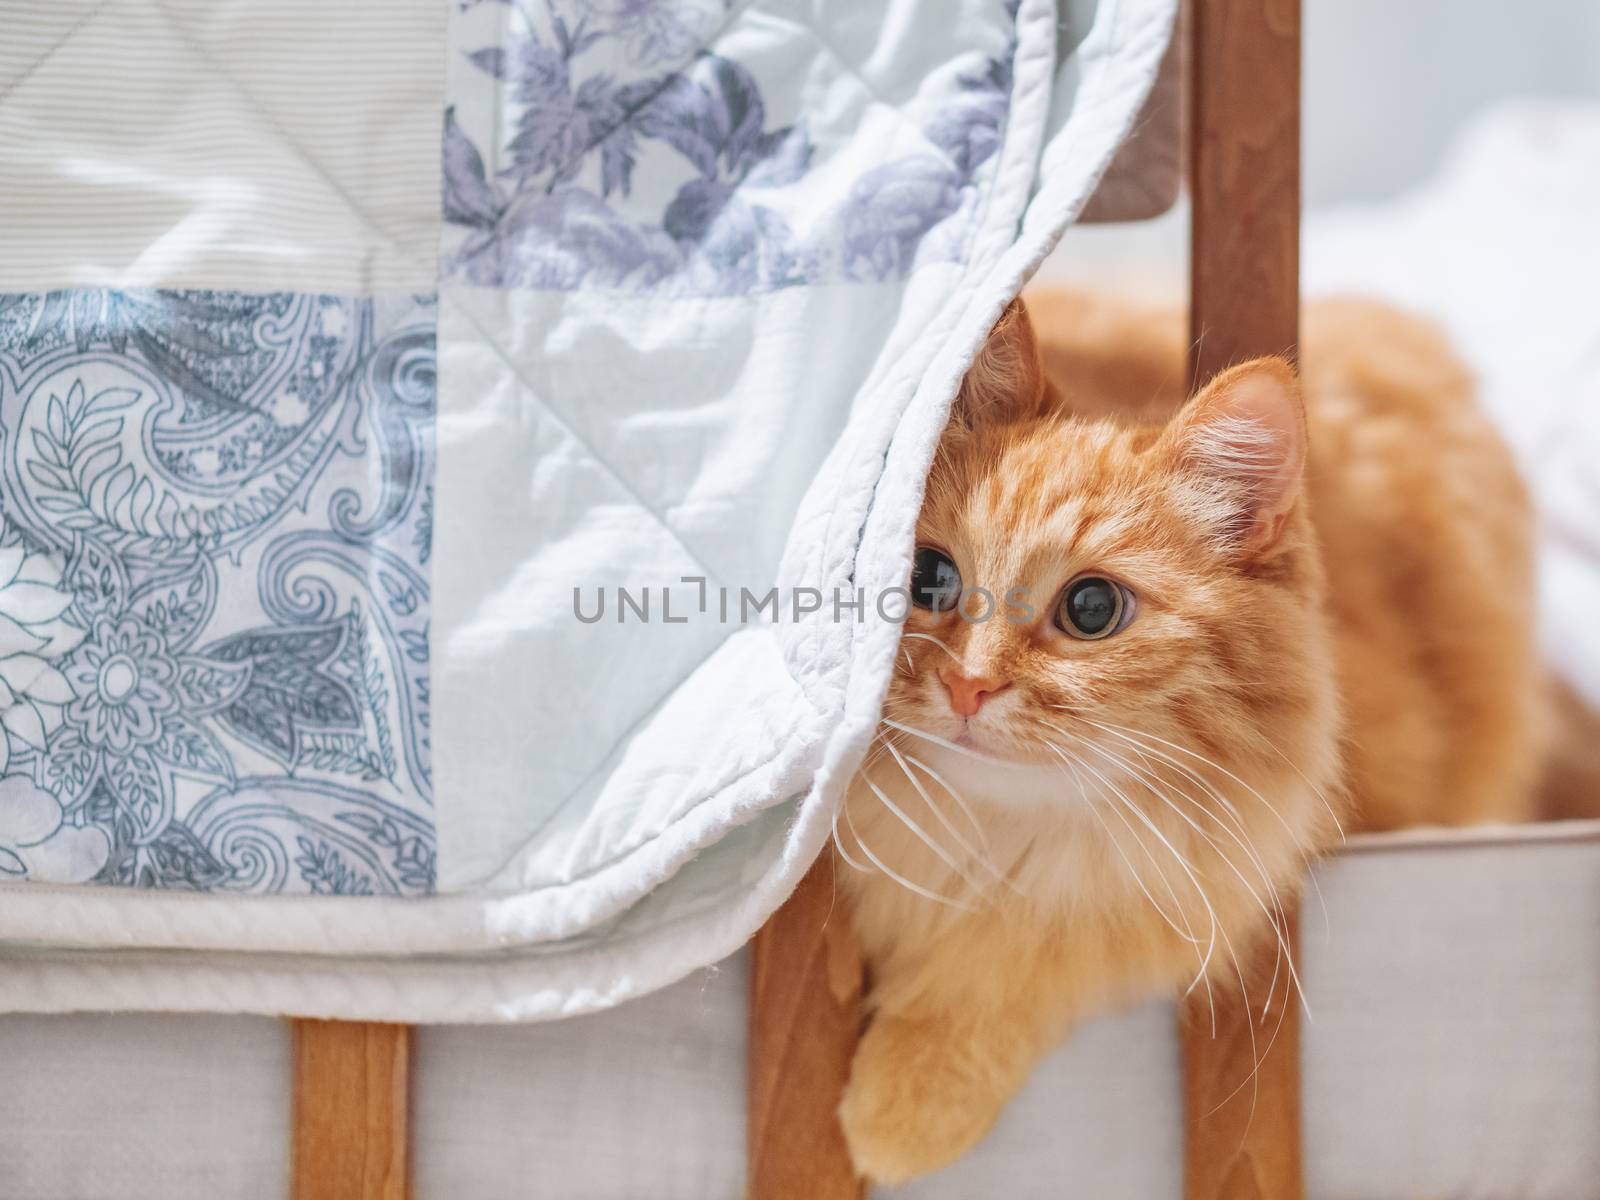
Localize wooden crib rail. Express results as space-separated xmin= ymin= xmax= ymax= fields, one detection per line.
xmin=1182 ymin=0 xmax=1303 ymax=1196
xmin=291 ymin=1019 xmax=412 ymax=1200
xmin=747 ymin=856 xmax=866 ymax=1200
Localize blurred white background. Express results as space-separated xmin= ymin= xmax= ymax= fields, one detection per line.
xmin=1043 ymin=0 xmax=1600 ymax=289
xmin=1305 ymin=0 xmax=1600 ymax=205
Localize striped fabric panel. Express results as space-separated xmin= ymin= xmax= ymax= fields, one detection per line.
xmin=0 ymin=0 xmax=444 ymax=295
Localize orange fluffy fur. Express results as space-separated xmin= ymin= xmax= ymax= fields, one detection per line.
xmin=835 ymin=290 xmax=1545 ymax=1184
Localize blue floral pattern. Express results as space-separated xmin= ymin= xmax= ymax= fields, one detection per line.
xmin=443 ymin=0 xmax=1018 ymax=294
xmin=0 ymin=289 xmax=435 ymax=894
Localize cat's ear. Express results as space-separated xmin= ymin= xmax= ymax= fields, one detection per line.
xmin=950 ymin=300 xmax=1053 ymax=428
xmin=1163 ymin=358 xmax=1307 ymax=555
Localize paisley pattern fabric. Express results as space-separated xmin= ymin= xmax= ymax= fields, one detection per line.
xmin=442 ymin=0 xmax=1018 ymax=294
xmin=0 ymin=291 xmax=435 ymax=894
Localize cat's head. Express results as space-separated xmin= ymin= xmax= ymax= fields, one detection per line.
xmin=881 ymin=301 xmax=1338 ymax=813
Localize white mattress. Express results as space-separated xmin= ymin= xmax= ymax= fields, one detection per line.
xmin=3 ymin=823 xmax=1596 ymax=1198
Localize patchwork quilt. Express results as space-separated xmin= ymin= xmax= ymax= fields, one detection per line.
xmin=0 ymin=0 xmax=1173 ymax=1019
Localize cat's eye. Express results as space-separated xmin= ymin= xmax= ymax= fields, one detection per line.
xmin=910 ymin=547 xmax=962 ymax=612
xmin=1056 ymin=576 xmax=1131 ymax=640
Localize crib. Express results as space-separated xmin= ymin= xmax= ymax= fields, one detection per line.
xmin=2 ymin=1 xmax=1595 ymax=1198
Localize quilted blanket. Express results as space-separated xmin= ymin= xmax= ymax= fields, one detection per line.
xmin=0 ymin=0 xmax=1173 ymax=1019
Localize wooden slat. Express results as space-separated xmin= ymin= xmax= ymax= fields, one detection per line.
xmin=746 ymin=854 xmax=865 ymax=1200
xmin=1181 ymin=909 xmax=1305 ymax=1200
xmin=291 ymin=1019 xmax=412 ymax=1200
xmin=1184 ymin=2 xmax=1304 ymax=1198
xmin=1188 ymin=0 xmax=1301 ymax=378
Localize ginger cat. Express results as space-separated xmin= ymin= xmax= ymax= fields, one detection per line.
xmin=835 ymin=291 xmax=1545 ymax=1184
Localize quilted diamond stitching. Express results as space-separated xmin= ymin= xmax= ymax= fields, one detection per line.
xmin=146 ymin=0 xmax=422 ymax=263
xmin=0 ymin=1 xmax=110 ymax=108
xmin=441 ymin=287 xmax=732 ymax=588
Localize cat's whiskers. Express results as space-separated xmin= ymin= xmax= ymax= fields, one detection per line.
xmin=1263 ymin=737 xmax=1347 ymax=842
xmin=1085 ymin=722 xmax=1314 ymax=950
xmin=854 ymin=729 xmax=900 ymax=780
xmin=1082 ymin=766 xmax=1220 ymax=1036
xmin=1057 ymin=723 xmax=1292 ymax=939
xmin=880 ymin=717 xmax=993 ymax=761
xmin=832 ymin=795 xmax=873 ymax=875
xmin=865 ymin=707 xmax=1302 ymax=1071
xmin=844 ymin=729 xmax=1004 ymax=907
xmin=902 ymin=631 xmax=964 ymax=665
xmin=1056 ymin=720 xmax=1306 ymax=1002
xmin=900 ymin=751 xmax=990 ymax=852
xmin=874 ymin=719 xmax=1009 ymax=862
xmin=1088 ymin=726 xmax=1262 ymax=858
xmin=839 ymin=786 xmax=976 ymax=913
xmin=1073 ymin=713 xmax=1331 ymax=972
xmin=836 ymin=735 xmax=936 ymax=879
xmin=834 ymin=730 xmax=896 ymax=872
xmin=1043 ymin=741 xmax=1216 ymax=1033
xmin=1067 ymin=712 xmax=1313 ymax=854
xmin=1046 ymin=741 xmax=1201 ymax=944
xmin=1107 ymin=753 xmax=1301 ymax=1056
xmin=1043 ymin=742 xmax=1216 ymax=1036
xmin=882 ymin=742 xmax=1011 ymax=892
xmin=1065 ymin=720 xmax=1315 ymax=1028
xmin=1051 ymin=724 xmax=1303 ymax=1025
xmin=1239 ymin=733 xmax=1341 ymax=943
xmin=863 ymin=772 xmax=989 ymax=897
xmin=1084 ymin=771 xmax=1222 ymax=1035
xmin=1064 ymin=707 xmax=1328 ymax=936
xmin=1045 ymin=738 xmax=1221 ymax=999
xmin=1045 ymin=728 xmax=1292 ymax=1104
xmin=1068 ymin=761 xmax=1216 ymax=1036
xmin=882 ymin=708 xmax=1298 ymax=1014
xmin=1064 ymin=729 xmax=1282 ymax=915
xmin=1098 ymin=720 xmax=1313 ymax=1106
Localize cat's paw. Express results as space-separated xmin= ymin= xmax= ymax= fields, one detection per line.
xmin=838 ymin=1014 xmax=1006 ymax=1186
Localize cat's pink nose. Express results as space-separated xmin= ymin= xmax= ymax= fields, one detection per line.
xmin=938 ymin=667 xmax=1009 ymax=718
